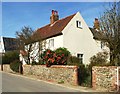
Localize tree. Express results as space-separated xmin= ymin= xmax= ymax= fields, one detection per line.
xmin=94 ymin=2 xmax=120 ymax=65
xmin=16 ymin=26 xmax=41 ymax=64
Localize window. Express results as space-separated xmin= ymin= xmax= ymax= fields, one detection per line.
xmin=76 ymin=21 xmax=82 ymax=28
xmin=49 ymin=39 xmax=54 ymax=48
xmin=77 ymin=53 xmax=83 ymax=64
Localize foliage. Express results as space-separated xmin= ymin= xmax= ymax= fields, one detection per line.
xmin=67 ymin=56 xmax=81 ymax=66
xmin=67 ymin=55 xmax=91 ymax=87
xmin=10 ymin=60 xmax=20 ymax=72
xmin=16 ymin=26 xmax=42 ymax=64
xmin=89 ymin=51 xmax=111 ymax=76
xmin=31 ymin=60 xmax=41 ymax=65
xmin=83 ymin=51 xmax=112 ymax=87
xmin=78 ymin=64 xmax=91 ymax=86
xmin=2 ymin=51 xmax=19 ymax=64
xmin=55 ymin=47 xmax=70 ymax=57
xmin=40 ymin=48 xmax=70 ymax=67
xmin=98 ymin=2 xmax=120 ymax=65
xmin=16 ymin=26 xmax=34 ymax=64
xmin=16 ymin=26 xmax=35 ymax=45
xmin=58 ymin=80 xmax=64 ymax=84
xmin=90 ymin=51 xmax=109 ymax=66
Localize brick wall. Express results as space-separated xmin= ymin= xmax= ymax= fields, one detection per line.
xmin=23 ymin=65 xmax=78 ymax=85
xmin=92 ymin=66 xmax=120 ymax=92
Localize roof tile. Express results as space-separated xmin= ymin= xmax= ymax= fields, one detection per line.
xmin=35 ymin=13 xmax=76 ymax=40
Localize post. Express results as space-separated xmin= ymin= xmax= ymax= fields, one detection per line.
xmin=117 ymin=67 xmax=120 ymax=91
xmin=19 ymin=61 xmax=23 ymax=74
xmin=1 ymin=63 xmax=3 ymax=71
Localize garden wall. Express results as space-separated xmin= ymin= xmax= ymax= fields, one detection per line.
xmin=0 ymin=64 xmax=13 ymax=73
xmin=92 ymin=66 xmax=120 ymax=92
xmin=23 ymin=65 xmax=78 ymax=85
xmin=0 ymin=65 xmax=1 ymax=71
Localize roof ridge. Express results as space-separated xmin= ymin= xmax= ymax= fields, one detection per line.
xmin=37 ymin=13 xmax=76 ymax=30
xmin=56 ymin=13 xmax=76 ymax=22
xmin=35 ymin=12 xmax=77 ymax=39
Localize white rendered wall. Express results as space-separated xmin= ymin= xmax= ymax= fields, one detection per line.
xmin=62 ymin=12 xmax=104 ymax=64
xmin=22 ymin=35 xmax=63 ymax=64
xmin=45 ymin=35 xmax=63 ymax=50
xmin=21 ymin=12 xmax=109 ymax=65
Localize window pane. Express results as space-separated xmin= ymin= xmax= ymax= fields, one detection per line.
xmin=49 ymin=39 xmax=54 ymax=48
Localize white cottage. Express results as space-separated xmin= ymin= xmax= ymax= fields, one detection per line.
xmin=21 ymin=10 xmax=107 ymax=65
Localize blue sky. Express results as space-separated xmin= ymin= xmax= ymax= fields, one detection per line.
xmin=2 ymin=2 xmax=111 ymax=38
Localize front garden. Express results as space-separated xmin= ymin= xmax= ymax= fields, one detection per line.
xmin=1 ymin=47 xmax=113 ymax=88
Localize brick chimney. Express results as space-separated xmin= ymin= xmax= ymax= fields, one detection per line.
xmin=50 ymin=10 xmax=59 ymax=24
xmin=94 ymin=18 xmax=100 ymax=30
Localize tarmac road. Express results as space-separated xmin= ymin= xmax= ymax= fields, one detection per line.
xmin=2 ymin=72 xmax=80 ymax=92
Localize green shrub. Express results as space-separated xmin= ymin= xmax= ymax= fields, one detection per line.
xmin=10 ymin=60 xmax=20 ymax=72
xmin=58 ymin=80 xmax=64 ymax=84
xmin=2 ymin=51 xmax=19 ymax=64
xmin=55 ymin=47 xmax=70 ymax=57
xmin=88 ymin=51 xmax=110 ymax=75
xmin=81 ymin=51 xmax=110 ymax=87
xmin=40 ymin=48 xmax=71 ymax=67
xmin=67 ymin=56 xmax=81 ymax=66
xmin=31 ymin=60 xmax=42 ymax=65
xmin=90 ymin=51 xmax=109 ymax=66
xmin=78 ymin=64 xmax=91 ymax=86
xmin=67 ymin=56 xmax=91 ymax=87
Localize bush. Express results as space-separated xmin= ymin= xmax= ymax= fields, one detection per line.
xmin=40 ymin=49 xmax=54 ymax=67
xmin=77 ymin=64 xmax=91 ymax=87
xmin=80 ymin=51 xmax=110 ymax=87
xmin=31 ymin=60 xmax=42 ymax=65
xmin=40 ymin=48 xmax=70 ymax=67
xmin=55 ymin=47 xmax=70 ymax=57
xmin=10 ymin=60 xmax=20 ymax=72
xmin=88 ymin=51 xmax=110 ymax=73
xmin=90 ymin=51 xmax=109 ymax=66
xmin=67 ymin=56 xmax=81 ymax=66
xmin=2 ymin=51 xmax=19 ymax=64
xmin=67 ymin=56 xmax=91 ymax=87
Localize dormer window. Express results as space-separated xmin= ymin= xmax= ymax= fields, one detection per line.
xmin=76 ymin=20 xmax=82 ymax=28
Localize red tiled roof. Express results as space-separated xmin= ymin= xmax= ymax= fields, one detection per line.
xmin=34 ymin=13 xmax=76 ymax=40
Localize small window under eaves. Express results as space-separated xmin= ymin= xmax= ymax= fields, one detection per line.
xmin=76 ymin=20 xmax=82 ymax=29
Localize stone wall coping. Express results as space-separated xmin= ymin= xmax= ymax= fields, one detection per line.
xmin=22 ymin=65 xmax=78 ymax=69
xmin=23 ymin=65 xmax=46 ymax=66
xmin=51 ymin=65 xmax=78 ymax=69
xmin=92 ymin=66 xmax=118 ymax=68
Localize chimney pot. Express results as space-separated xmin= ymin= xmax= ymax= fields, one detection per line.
xmin=52 ymin=10 xmax=55 ymax=15
xmin=94 ymin=18 xmax=100 ymax=30
xmin=95 ymin=18 xmax=98 ymax=20
xmin=50 ymin=10 xmax=59 ymax=24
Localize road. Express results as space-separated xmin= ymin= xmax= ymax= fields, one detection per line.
xmin=2 ymin=72 xmax=80 ymax=92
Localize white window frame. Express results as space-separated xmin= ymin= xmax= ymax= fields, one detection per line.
xmin=49 ymin=39 xmax=54 ymax=48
